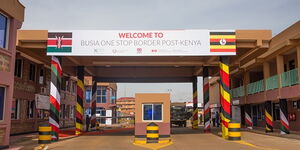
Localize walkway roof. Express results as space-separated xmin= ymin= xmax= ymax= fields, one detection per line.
xmin=16 ymin=29 xmax=272 ymax=82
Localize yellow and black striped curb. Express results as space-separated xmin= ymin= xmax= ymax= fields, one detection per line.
xmin=228 ymin=123 xmax=241 ymax=141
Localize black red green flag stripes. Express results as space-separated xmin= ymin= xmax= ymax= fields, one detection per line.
xmin=90 ymin=78 xmax=97 ymax=128
xmin=219 ymin=56 xmax=231 ymax=139
xmin=203 ymin=67 xmax=210 ymax=132
xmin=192 ymin=76 xmax=199 ymax=129
xmin=49 ymin=56 xmax=62 ymax=141
xmin=210 ymin=31 xmax=236 ymax=53
xmin=265 ymin=101 xmax=273 ymax=132
xmin=279 ymin=99 xmax=289 ymax=134
xmin=47 ymin=32 xmax=72 ymax=53
xmin=76 ymin=66 xmax=84 ymax=135
xmin=245 ymin=104 xmax=253 ymax=129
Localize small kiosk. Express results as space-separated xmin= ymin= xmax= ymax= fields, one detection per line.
xmin=134 ymin=93 xmax=171 ymax=143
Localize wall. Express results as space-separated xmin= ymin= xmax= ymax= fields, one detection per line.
xmin=209 ymin=77 xmax=219 ymax=105
xmin=0 ymin=1 xmax=24 ymax=146
xmin=135 ymin=93 xmax=170 ymax=136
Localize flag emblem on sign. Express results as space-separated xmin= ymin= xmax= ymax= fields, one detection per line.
xmin=210 ymin=31 xmax=236 ymax=53
xmin=47 ymin=32 xmax=72 ymax=53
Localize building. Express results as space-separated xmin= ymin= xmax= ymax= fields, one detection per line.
xmin=210 ymin=21 xmax=300 ymax=131
xmin=11 ymin=48 xmax=77 ymax=134
xmin=84 ymin=77 xmax=117 ymax=125
xmin=116 ymin=97 xmax=135 ymax=116
xmin=0 ymin=0 xmax=24 ymax=148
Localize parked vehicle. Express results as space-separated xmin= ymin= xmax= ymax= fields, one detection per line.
xmin=171 ymin=103 xmax=192 ymax=127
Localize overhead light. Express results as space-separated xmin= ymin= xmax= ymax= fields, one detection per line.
xmin=174 ymin=65 xmax=180 ymax=67
xmin=105 ymin=65 xmax=111 ymax=67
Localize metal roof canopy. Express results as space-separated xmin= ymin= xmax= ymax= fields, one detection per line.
xmin=16 ymin=30 xmax=272 ymax=82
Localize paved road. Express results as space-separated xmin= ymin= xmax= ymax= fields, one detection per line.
xmin=47 ymin=127 xmax=300 ymax=150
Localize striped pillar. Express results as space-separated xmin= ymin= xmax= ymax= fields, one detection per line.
xmin=219 ymin=56 xmax=231 ymax=139
xmin=203 ymin=67 xmax=210 ymax=132
xmin=280 ymin=99 xmax=289 ymax=134
xmin=192 ymin=76 xmax=199 ymax=129
xmin=49 ymin=56 xmax=62 ymax=141
xmin=265 ymin=101 xmax=273 ymax=132
xmin=90 ymin=78 xmax=97 ymax=128
xmin=76 ymin=66 xmax=84 ymax=135
xmin=245 ymin=104 xmax=253 ymax=129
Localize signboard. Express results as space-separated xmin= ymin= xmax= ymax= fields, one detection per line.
xmin=35 ymin=94 xmax=50 ymax=110
xmin=47 ymin=30 xmax=236 ymax=56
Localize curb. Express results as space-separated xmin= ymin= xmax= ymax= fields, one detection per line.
xmin=242 ymin=128 xmax=300 ymax=141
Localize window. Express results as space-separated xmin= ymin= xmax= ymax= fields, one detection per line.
xmin=96 ymin=107 xmax=106 ymax=124
xmin=289 ymin=60 xmax=295 ymax=70
xmin=293 ymin=101 xmax=299 ymax=109
xmin=96 ymin=86 xmax=106 ymax=103
xmin=143 ymin=104 xmax=163 ymax=121
xmin=39 ymin=68 xmax=44 ymax=84
xmin=37 ymin=109 xmax=44 ymax=119
xmin=0 ymin=87 xmax=5 ymax=120
xmin=70 ymin=106 xmax=75 ymax=119
xmin=86 ymin=90 xmax=92 ymax=103
xmin=27 ymin=100 xmax=35 ymax=119
xmin=71 ymin=81 xmax=76 ymax=94
xmin=29 ymin=64 xmax=36 ymax=81
xmin=11 ymin=99 xmax=20 ymax=120
xmin=85 ymin=108 xmax=91 ymax=116
xmin=110 ymin=89 xmax=116 ymax=104
xmin=60 ymin=104 xmax=65 ymax=119
xmin=65 ymin=105 xmax=70 ymax=118
xmin=0 ymin=13 xmax=8 ymax=49
xmin=273 ymin=103 xmax=280 ymax=121
xmin=14 ymin=59 xmax=23 ymax=78
xmin=257 ymin=104 xmax=264 ymax=120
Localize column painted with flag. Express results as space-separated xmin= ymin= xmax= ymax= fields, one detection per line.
xmin=90 ymin=78 xmax=97 ymax=128
xmin=49 ymin=56 xmax=62 ymax=141
xmin=245 ymin=104 xmax=253 ymax=129
xmin=280 ymin=99 xmax=289 ymax=134
xmin=203 ymin=67 xmax=210 ymax=132
xmin=265 ymin=101 xmax=273 ymax=132
xmin=192 ymin=76 xmax=198 ymax=129
xmin=219 ymin=56 xmax=231 ymax=139
xmin=76 ymin=66 xmax=84 ymax=135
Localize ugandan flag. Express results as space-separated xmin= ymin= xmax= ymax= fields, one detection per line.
xmin=210 ymin=31 xmax=236 ymax=53
xmin=47 ymin=32 xmax=72 ymax=53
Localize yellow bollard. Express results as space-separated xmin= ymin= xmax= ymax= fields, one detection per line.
xmin=228 ymin=122 xmax=241 ymax=141
xmin=38 ymin=123 xmax=51 ymax=144
xmin=146 ymin=122 xmax=159 ymax=143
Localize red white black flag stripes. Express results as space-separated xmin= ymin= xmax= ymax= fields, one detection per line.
xmin=203 ymin=67 xmax=210 ymax=132
xmin=245 ymin=104 xmax=253 ymax=129
xmin=280 ymin=99 xmax=289 ymax=134
xmin=49 ymin=56 xmax=62 ymax=141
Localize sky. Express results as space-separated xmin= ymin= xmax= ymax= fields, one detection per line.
xmin=19 ymin=0 xmax=300 ymax=102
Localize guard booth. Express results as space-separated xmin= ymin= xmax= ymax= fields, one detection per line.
xmin=134 ymin=93 xmax=171 ymax=143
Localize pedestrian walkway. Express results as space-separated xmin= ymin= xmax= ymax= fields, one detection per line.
xmin=5 ymin=127 xmax=134 ymax=150
xmin=244 ymin=127 xmax=300 ymax=140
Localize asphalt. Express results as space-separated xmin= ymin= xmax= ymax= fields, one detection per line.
xmin=45 ymin=127 xmax=300 ymax=150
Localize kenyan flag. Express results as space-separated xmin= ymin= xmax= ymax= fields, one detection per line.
xmin=47 ymin=32 xmax=72 ymax=53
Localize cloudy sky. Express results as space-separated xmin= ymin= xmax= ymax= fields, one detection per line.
xmin=19 ymin=0 xmax=300 ymax=102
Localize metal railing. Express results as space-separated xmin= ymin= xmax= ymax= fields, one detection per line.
xmin=266 ymin=75 xmax=278 ymax=90
xmin=231 ymin=86 xmax=245 ymax=98
xmin=280 ymin=68 xmax=299 ymax=87
xmin=247 ymin=80 xmax=264 ymax=95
